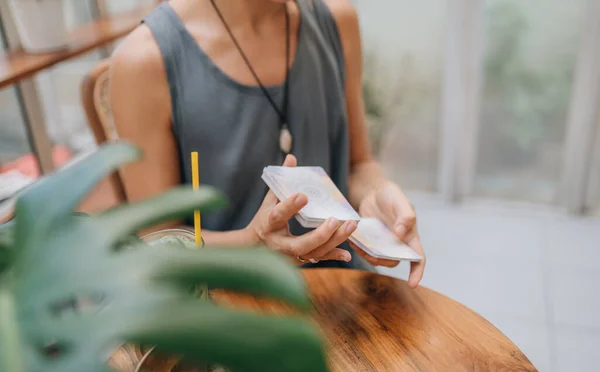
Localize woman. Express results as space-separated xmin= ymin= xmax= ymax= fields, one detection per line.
xmin=110 ymin=0 xmax=426 ymax=288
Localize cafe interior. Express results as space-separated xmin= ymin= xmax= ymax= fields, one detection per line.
xmin=0 ymin=0 xmax=599 ymax=371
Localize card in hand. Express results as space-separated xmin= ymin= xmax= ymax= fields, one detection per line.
xmin=261 ymin=166 xmax=422 ymax=262
xmin=261 ymin=166 xmax=360 ymax=228
xmin=350 ymin=218 xmax=423 ymax=262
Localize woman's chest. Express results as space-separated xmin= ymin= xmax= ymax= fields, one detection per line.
xmin=180 ymin=4 xmax=303 ymax=88
xmin=175 ymin=74 xmax=336 ymax=165
xmin=170 ymin=20 xmax=348 ymax=182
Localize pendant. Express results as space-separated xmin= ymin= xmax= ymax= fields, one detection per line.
xmin=279 ymin=126 xmax=293 ymax=154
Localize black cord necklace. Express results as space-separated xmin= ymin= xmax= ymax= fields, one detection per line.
xmin=210 ymin=0 xmax=293 ymax=155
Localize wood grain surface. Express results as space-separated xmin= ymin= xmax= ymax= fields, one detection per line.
xmin=213 ymin=269 xmax=538 ymax=372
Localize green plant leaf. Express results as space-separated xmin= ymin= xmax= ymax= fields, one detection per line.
xmin=19 ymin=245 xmax=311 ymax=320
xmin=123 ymin=301 xmax=327 ymax=372
xmin=97 ymin=186 xmax=227 ymax=245
xmin=0 ymin=286 xmax=26 ymax=372
xmin=146 ymin=246 xmax=311 ymax=310
xmin=14 ymin=142 xmax=140 ymax=251
xmin=0 ymin=220 xmax=13 ymax=248
xmin=0 ymin=221 xmax=14 ymax=274
xmin=2 ymin=142 xmax=326 ymax=372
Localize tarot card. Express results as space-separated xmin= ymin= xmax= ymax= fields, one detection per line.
xmin=350 ymin=218 xmax=423 ymax=262
xmin=262 ymin=166 xmax=360 ymax=228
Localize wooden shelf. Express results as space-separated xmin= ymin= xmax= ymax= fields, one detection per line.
xmin=0 ymin=4 xmax=155 ymax=89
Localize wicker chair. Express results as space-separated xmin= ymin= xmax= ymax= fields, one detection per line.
xmin=81 ymin=59 xmax=128 ymax=203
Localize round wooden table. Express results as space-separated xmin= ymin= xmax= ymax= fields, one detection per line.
xmin=214 ymin=269 xmax=537 ymax=372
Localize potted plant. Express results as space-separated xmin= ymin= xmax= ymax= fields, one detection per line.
xmin=0 ymin=142 xmax=328 ymax=372
xmin=7 ymin=0 xmax=68 ymax=52
xmin=362 ymin=51 xmax=406 ymax=157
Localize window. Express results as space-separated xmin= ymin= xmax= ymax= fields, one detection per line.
xmin=587 ymin=125 xmax=600 ymax=211
xmin=0 ymin=90 xmax=31 ymax=169
xmin=0 ymin=20 xmax=33 ymax=171
xmin=354 ymin=0 xmax=446 ymax=191
xmin=36 ymin=1 xmax=156 ymax=157
xmin=36 ymin=1 xmax=106 ymax=158
xmin=473 ymin=0 xmax=585 ymax=202
xmin=0 ymin=0 xmax=154 ymax=182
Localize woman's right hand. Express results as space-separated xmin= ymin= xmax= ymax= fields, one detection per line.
xmin=246 ymin=155 xmax=357 ymax=265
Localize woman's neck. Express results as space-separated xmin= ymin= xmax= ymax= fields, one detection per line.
xmin=191 ymin=0 xmax=288 ymax=32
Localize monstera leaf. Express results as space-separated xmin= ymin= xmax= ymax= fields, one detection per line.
xmin=0 ymin=220 xmax=12 ymax=275
xmin=0 ymin=142 xmax=327 ymax=372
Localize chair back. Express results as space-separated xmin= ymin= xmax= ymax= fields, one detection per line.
xmin=81 ymin=59 xmax=128 ymax=202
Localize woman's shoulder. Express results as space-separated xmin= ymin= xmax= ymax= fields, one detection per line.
xmin=110 ymin=25 xmax=165 ymax=79
xmin=308 ymin=0 xmax=358 ymax=29
xmin=109 ymin=25 xmax=171 ymax=119
xmin=319 ymin=0 xmax=360 ymax=37
xmin=307 ymin=0 xmax=360 ymax=54
xmin=320 ymin=0 xmax=358 ymax=19
xmin=312 ymin=0 xmax=361 ymax=80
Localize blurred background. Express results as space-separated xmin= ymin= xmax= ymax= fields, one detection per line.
xmin=0 ymin=0 xmax=599 ymax=371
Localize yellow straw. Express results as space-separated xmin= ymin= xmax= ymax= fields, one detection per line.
xmin=191 ymin=152 xmax=202 ymax=247
xmin=191 ymin=152 xmax=208 ymax=301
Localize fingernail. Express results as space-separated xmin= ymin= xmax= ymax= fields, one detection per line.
xmin=328 ymin=218 xmax=339 ymax=229
xmin=346 ymin=221 xmax=358 ymax=233
xmin=344 ymin=252 xmax=352 ymax=262
xmin=396 ymin=223 xmax=406 ymax=235
xmin=295 ymin=194 xmax=307 ymax=207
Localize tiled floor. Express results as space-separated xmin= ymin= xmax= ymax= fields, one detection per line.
xmin=377 ymin=193 xmax=600 ymax=372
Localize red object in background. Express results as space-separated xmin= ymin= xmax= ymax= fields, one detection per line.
xmin=0 ymin=145 xmax=72 ymax=179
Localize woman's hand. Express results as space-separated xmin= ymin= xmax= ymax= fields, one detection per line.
xmin=354 ymin=181 xmax=426 ymax=288
xmin=246 ymin=155 xmax=357 ymax=265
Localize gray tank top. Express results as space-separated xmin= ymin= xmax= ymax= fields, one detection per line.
xmin=143 ymin=1 xmax=360 ymax=268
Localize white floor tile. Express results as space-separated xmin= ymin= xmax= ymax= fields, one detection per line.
xmin=554 ymin=326 xmax=600 ymax=372
xmin=542 ymin=216 xmax=600 ymax=270
xmin=404 ymin=202 xmax=544 ymax=263
xmin=379 ymin=255 xmax=546 ymax=322
xmin=546 ymin=264 xmax=600 ymax=329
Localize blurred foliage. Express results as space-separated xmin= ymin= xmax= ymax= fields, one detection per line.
xmin=483 ymin=1 xmax=574 ymax=153
xmin=362 ymin=53 xmax=432 ymax=156
xmin=361 ymin=1 xmax=576 ymax=160
xmin=363 ymin=52 xmax=394 ymax=155
xmin=363 ymin=54 xmax=386 ymax=120
xmin=0 ymin=143 xmax=327 ymax=372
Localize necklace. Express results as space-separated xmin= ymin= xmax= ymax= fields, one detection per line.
xmin=210 ymin=0 xmax=293 ymax=154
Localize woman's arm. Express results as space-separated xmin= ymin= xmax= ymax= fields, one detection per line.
xmin=110 ymin=26 xmax=182 ymax=235
xmin=327 ymin=0 xmax=426 ymax=286
xmin=110 ymin=26 xmax=254 ymax=244
xmin=325 ymin=0 xmax=387 ymax=208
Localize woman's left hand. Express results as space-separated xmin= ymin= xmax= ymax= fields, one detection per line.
xmin=352 ymin=181 xmax=426 ymax=288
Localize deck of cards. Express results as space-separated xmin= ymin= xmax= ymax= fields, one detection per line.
xmin=350 ymin=217 xmax=422 ymax=262
xmin=262 ymin=166 xmax=423 ymax=262
xmin=262 ymin=166 xmax=360 ymax=228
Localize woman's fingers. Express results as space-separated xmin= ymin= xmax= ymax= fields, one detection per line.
xmin=272 ymin=217 xmax=340 ymax=256
xmin=264 ymin=193 xmax=307 ymax=234
xmin=282 ymin=154 xmax=297 ymax=167
xmin=350 ymin=241 xmax=401 ymax=268
xmin=261 ymin=189 xmax=279 ymax=210
xmin=307 ymin=220 xmax=357 ymax=259
xmin=313 ymin=248 xmax=352 ymax=262
xmin=406 ymin=230 xmax=426 ymax=289
xmin=290 ymin=218 xmax=347 ymax=256
xmin=268 ymin=219 xmax=357 ymax=263
xmin=260 ymin=155 xmax=299 ymax=234
xmin=376 ymin=183 xmax=417 ymax=243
